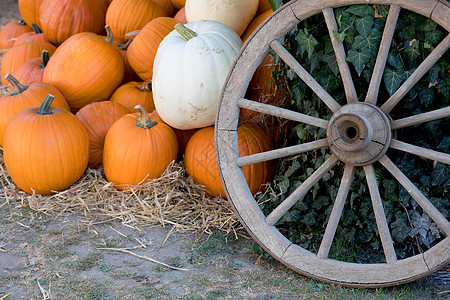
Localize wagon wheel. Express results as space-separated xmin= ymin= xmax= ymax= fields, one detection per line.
xmin=215 ymin=0 xmax=450 ymax=287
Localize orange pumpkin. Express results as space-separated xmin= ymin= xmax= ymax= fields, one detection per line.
xmin=103 ymin=105 xmax=178 ymax=190
xmin=0 ymin=20 xmax=32 ymax=49
xmin=174 ymin=7 xmax=187 ymax=24
xmin=3 ymin=94 xmax=89 ymax=195
xmin=257 ymin=0 xmax=273 ymax=15
xmin=241 ymin=8 xmax=273 ymax=43
xmin=110 ymin=80 xmax=155 ymax=113
xmin=43 ymin=32 xmax=125 ymax=113
xmin=128 ymin=17 xmax=179 ymax=81
xmin=184 ymin=122 xmax=274 ymax=198
xmin=14 ymin=49 xmax=49 ymax=84
xmin=105 ymin=0 xmax=167 ymax=44
xmin=171 ymin=0 xmax=185 ymax=10
xmin=153 ymin=0 xmax=176 ymax=16
xmin=75 ymin=101 xmax=129 ymax=168
xmin=1 ymin=40 xmax=56 ymax=85
xmin=39 ymin=0 xmax=108 ymax=45
xmin=13 ymin=23 xmax=50 ymax=46
xmin=0 ymin=74 xmax=70 ymax=146
xmin=18 ymin=0 xmax=43 ymax=28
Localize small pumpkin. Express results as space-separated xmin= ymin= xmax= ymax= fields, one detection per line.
xmin=103 ymin=105 xmax=178 ymax=190
xmin=0 ymin=73 xmax=70 ymax=145
xmin=127 ymin=17 xmax=179 ymax=81
xmin=257 ymin=0 xmax=272 ymax=15
xmin=152 ymin=21 xmax=242 ymax=130
xmin=171 ymin=0 xmax=186 ymax=10
xmin=1 ymin=40 xmax=56 ymax=85
xmin=105 ymin=0 xmax=167 ymax=44
xmin=3 ymin=94 xmax=89 ymax=195
xmin=0 ymin=20 xmax=32 ymax=49
xmin=39 ymin=0 xmax=108 ymax=45
xmin=18 ymin=0 xmax=43 ymax=28
xmin=174 ymin=7 xmax=187 ymax=24
xmin=13 ymin=49 xmax=49 ymax=84
xmin=75 ymin=101 xmax=129 ymax=168
xmin=185 ymin=0 xmax=258 ymax=36
xmin=43 ymin=32 xmax=125 ymax=112
xmin=184 ymin=122 xmax=274 ymax=198
xmin=241 ymin=8 xmax=273 ymax=43
xmin=110 ymin=80 xmax=155 ymax=113
xmin=13 ymin=23 xmax=50 ymax=46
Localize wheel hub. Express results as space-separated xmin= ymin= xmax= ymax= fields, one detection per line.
xmin=327 ymin=102 xmax=392 ymax=166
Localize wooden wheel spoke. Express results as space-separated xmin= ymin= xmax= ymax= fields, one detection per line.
xmin=391 ymin=106 xmax=450 ymax=130
xmin=323 ymin=7 xmax=358 ymax=103
xmin=365 ymin=5 xmax=401 ymax=105
xmin=364 ymin=164 xmax=397 ymax=264
xmin=237 ymin=139 xmax=329 ymax=167
xmin=379 ymin=155 xmax=450 ymax=236
xmin=238 ymin=98 xmax=329 ymax=128
xmin=269 ymin=40 xmax=341 ymax=113
xmin=265 ymin=155 xmax=339 ymax=226
xmin=381 ymin=34 xmax=450 ymax=114
xmin=390 ymin=139 xmax=450 ymax=165
xmin=317 ymin=164 xmax=356 ymax=259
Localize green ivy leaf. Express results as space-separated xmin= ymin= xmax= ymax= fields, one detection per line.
xmin=383 ymin=67 xmax=407 ymax=95
xmin=296 ymin=29 xmax=319 ymax=60
xmin=352 ymin=29 xmax=382 ymax=56
xmin=437 ymin=137 xmax=450 ymax=153
xmin=318 ymin=72 xmax=340 ymax=93
xmin=425 ymin=65 xmax=440 ymax=85
xmin=355 ymin=15 xmax=374 ymax=36
xmin=418 ymin=88 xmax=434 ymax=107
xmin=322 ymin=53 xmax=339 ymax=75
xmin=333 ymin=30 xmax=347 ymax=43
xmin=425 ymin=30 xmax=443 ymax=45
xmin=405 ymin=40 xmax=420 ymax=61
xmin=431 ymin=163 xmax=450 ymax=186
xmin=347 ymin=47 xmax=371 ymax=76
xmin=268 ymin=0 xmax=283 ymax=11
xmin=346 ymin=5 xmax=375 ymax=17
xmin=387 ymin=52 xmax=402 ymax=69
xmin=437 ymin=78 xmax=450 ymax=101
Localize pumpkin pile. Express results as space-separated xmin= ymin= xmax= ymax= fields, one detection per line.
xmin=0 ymin=0 xmax=287 ymax=199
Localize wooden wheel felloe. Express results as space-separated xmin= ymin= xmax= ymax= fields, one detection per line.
xmin=215 ymin=0 xmax=450 ymax=287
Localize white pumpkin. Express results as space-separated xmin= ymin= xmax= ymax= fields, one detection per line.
xmin=152 ymin=21 xmax=242 ymax=130
xmin=185 ymin=0 xmax=258 ymax=36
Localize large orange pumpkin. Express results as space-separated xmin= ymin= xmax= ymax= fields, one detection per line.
xmin=110 ymin=80 xmax=155 ymax=113
xmin=75 ymin=101 xmax=129 ymax=168
xmin=105 ymin=0 xmax=167 ymax=44
xmin=0 ymin=20 xmax=32 ymax=49
xmin=103 ymin=105 xmax=178 ymax=190
xmin=13 ymin=23 xmax=50 ymax=46
xmin=43 ymin=32 xmax=125 ymax=113
xmin=153 ymin=0 xmax=176 ymax=16
xmin=184 ymin=122 xmax=274 ymax=198
xmin=13 ymin=50 xmax=49 ymax=84
xmin=0 ymin=74 xmax=70 ymax=146
xmin=18 ymin=0 xmax=43 ymax=28
xmin=241 ymin=8 xmax=273 ymax=43
xmin=3 ymin=94 xmax=89 ymax=195
xmin=39 ymin=0 xmax=108 ymax=45
xmin=171 ymin=0 xmax=185 ymax=10
xmin=1 ymin=40 xmax=56 ymax=85
xmin=127 ymin=17 xmax=179 ymax=81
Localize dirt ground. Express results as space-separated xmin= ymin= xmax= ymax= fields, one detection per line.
xmin=0 ymin=1 xmax=449 ymax=299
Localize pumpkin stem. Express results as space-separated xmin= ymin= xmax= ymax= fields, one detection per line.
xmin=4 ymin=73 xmax=28 ymax=95
xmin=31 ymin=23 xmax=43 ymax=34
xmin=175 ymin=23 xmax=197 ymax=41
xmin=37 ymin=94 xmax=55 ymax=115
xmin=40 ymin=50 xmax=49 ymax=68
xmin=135 ymin=105 xmax=157 ymax=129
xmin=136 ymin=80 xmax=152 ymax=92
xmin=19 ymin=20 xmax=26 ymax=26
xmin=105 ymin=25 xmax=114 ymax=45
xmin=118 ymin=39 xmax=132 ymax=51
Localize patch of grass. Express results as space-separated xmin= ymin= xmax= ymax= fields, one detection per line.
xmin=133 ymin=284 xmax=170 ymax=299
xmin=110 ymin=270 xmax=148 ymax=281
xmin=124 ymin=260 xmax=141 ymax=267
xmin=154 ymin=264 xmax=169 ymax=272
xmin=53 ymin=278 xmax=110 ymax=300
xmin=207 ymin=289 xmax=227 ymax=299
xmin=43 ymin=243 xmax=71 ymax=260
xmin=0 ymin=274 xmax=21 ymax=283
xmin=189 ymin=233 xmax=228 ymax=265
xmin=97 ymin=260 xmax=115 ymax=272
xmin=191 ymin=275 xmax=209 ymax=287
xmin=74 ymin=251 xmax=102 ymax=271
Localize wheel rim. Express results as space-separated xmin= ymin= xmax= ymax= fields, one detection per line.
xmin=215 ymin=0 xmax=450 ymax=287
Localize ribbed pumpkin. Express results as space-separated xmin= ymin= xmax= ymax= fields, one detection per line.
xmin=127 ymin=17 xmax=179 ymax=81
xmin=110 ymin=80 xmax=155 ymax=113
xmin=153 ymin=0 xmax=176 ymax=16
xmin=1 ymin=40 xmax=56 ymax=85
xmin=257 ymin=0 xmax=272 ymax=15
xmin=174 ymin=7 xmax=187 ymax=24
xmin=14 ymin=50 xmax=49 ymax=84
xmin=172 ymin=0 xmax=186 ymax=10
xmin=241 ymin=8 xmax=273 ymax=43
xmin=3 ymin=94 xmax=89 ymax=195
xmin=0 ymin=74 xmax=70 ymax=146
xmin=184 ymin=122 xmax=274 ymax=198
xmin=105 ymin=0 xmax=167 ymax=44
xmin=13 ymin=23 xmax=50 ymax=46
xmin=0 ymin=20 xmax=32 ymax=49
xmin=43 ymin=32 xmax=125 ymax=113
xmin=18 ymin=0 xmax=43 ymax=28
xmin=75 ymin=101 xmax=129 ymax=168
xmin=39 ymin=0 xmax=108 ymax=45
xmin=103 ymin=105 xmax=178 ymax=191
